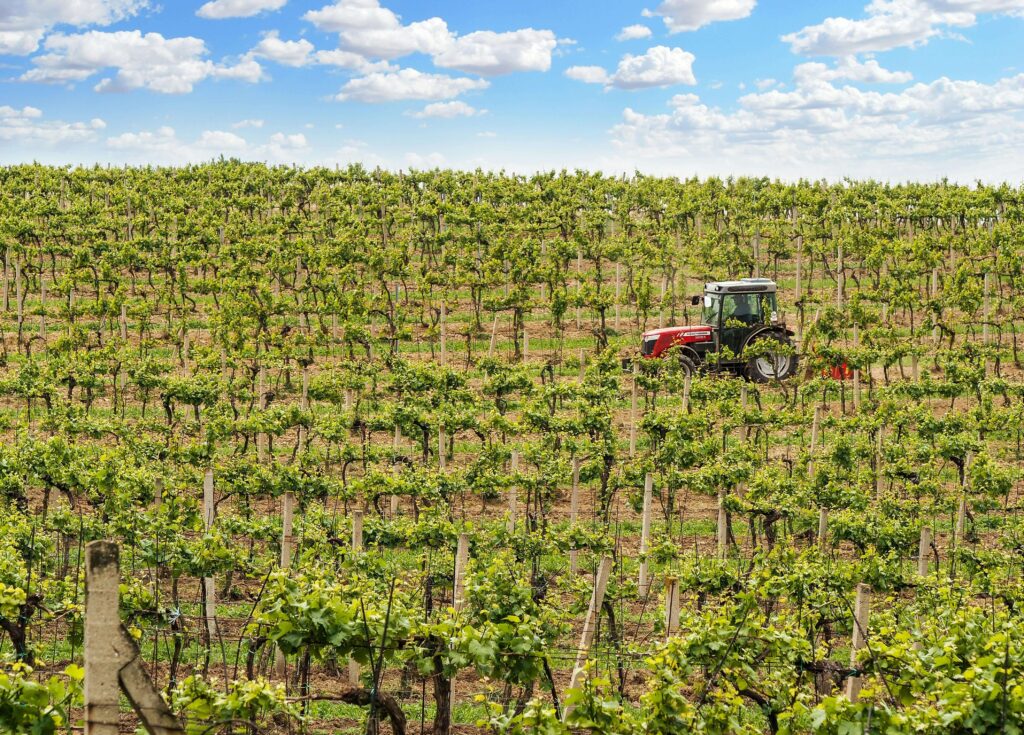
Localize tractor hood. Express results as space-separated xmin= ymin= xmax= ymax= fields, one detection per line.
xmin=641 ymin=325 xmax=714 ymax=357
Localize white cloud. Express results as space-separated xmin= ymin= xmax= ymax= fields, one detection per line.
xmin=105 ymin=126 xmax=310 ymax=163
xmin=0 ymin=105 xmax=105 ymax=146
xmin=781 ymin=0 xmax=1024 ymax=56
xmin=643 ymin=0 xmax=757 ymax=32
xmin=304 ymin=1 xmax=558 ymax=74
xmin=794 ymin=57 xmax=913 ymax=85
xmin=616 ymin=24 xmax=654 ymax=41
xmin=337 ymin=67 xmax=488 ymax=103
xmin=232 ymin=118 xmax=264 ymax=128
xmin=405 ymin=151 xmax=445 ymax=167
xmin=567 ymin=46 xmax=697 ymax=89
xmin=608 ymin=70 xmax=1024 ymax=180
xmin=409 ymin=100 xmax=485 ymax=118
xmin=22 ymin=30 xmax=264 ymax=94
xmin=0 ymin=0 xmax=146 ymax=55
xmin=565 ymin=65 xmax=609 ymax=84
xmin=433 ymin=29 xmax=557 ymax=75
xmin=196 ymin=0 xmax=287 ymax=19
xmin=755 ymin=77 xmax=780 ymax=90
xmin=250 ymin=30 xmax=314 ymax=66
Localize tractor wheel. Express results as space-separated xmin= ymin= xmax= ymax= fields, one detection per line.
xmin=746 ymin=333 xmax=798 ymax=383
xmin=679 ymin=354 xmax=698 ymax=379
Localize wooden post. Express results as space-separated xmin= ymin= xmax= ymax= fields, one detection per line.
xmin=569 ymin=457 xmax=580 ymax=574
xmin=85 ymin=541 xmax=121 ymax=735
xmin=438 ymin=422 xmax=446 ymax=471
xmin=564 ymin=556 xmax=614 ymax=720
xmin=682 ymin=373 xmax=692 ymax=412
xmin=818 ymin=509 xmax=829 ymax=550
xmin=488 ymin=313 xmax=499 ymax=357
xmin=453 ymin=533 xmax=469 ymax=612
xmin=664 ymin=577 xmax=680 ymax=639
xmin=202 ymin=469 xmax=217 ymax=641
xmin=507 ymin=451 xmax=519 ymax=533
xmin=629 ymin=362 xmax=639 ymax=457
xmin=717 ymin=488 xmax=727 ymax=560
xmin=348 ymin=510 xmax=364 ymax=685
xmin=917 ymin=525 xmax=931 ymax=577
xmin=39 ymin=276 xmax=46 ymax=341
xmin=955 ymin=452 xmax=973 ymax=544
xmin=752 ymin=230 xmax=761 ymax=279
xmin=439 ymin=300 xmax=447 ymax=366
xmin=638 ymin=473 xmax=653 ymax=597
xmin=85 ymin=541 xmax=186 ymax=735
xmin=257 ymin=365 xmax=267 ymax=463
xmin=808 ymin=405 xmax=821 ymax=478
xmin=845 ymin=584 xmax=871 ymax=702
xmin=614 ymin=262 xmax=621 ymax=331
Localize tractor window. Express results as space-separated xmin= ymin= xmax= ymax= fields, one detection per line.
xmin=702 ymin=294 xmax=722 ymax=326
xmin=722 ymin=292 xmax=778 ymax=326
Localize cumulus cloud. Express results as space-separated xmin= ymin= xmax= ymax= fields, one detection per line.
xmin=22 ymin=30 xmax=264 ymax=94
xmin=249 ymin=30 xmax=314 ymax=66
xmin=408 ymin=100 xmax=485 ymax=118
xmin=232 ymin=118 xmax=264 ymax=128
xmin=0 ymin=0 xmax=146 ymax=55
xmin=608 ymin=69 xmax=1024 ymax=180
xmin=432 ymin=29 xmax=557 ymax=75
xmin=196 ymin=0 xmax=286 ymax=19
xmin=566 ymin=46 xmax=697 ymax=89
xmin=794 ymin=57 xmax=913 ymax=85
xmin=304 ymin=0 xmax=558 ymax=75
xmin=0 ymin=105 xmax=106 ymax=146
xmin=616 ymin=24 xmax=654 ymax=41
xmin=782 ymin=0 xmax=1024 ymax=56
xmin=105 ymin=126 xmax=310 ymax=163
xmin=336 ymin=67 xmax=488 ymax=103
xmin=643 ymin=0 xmax=757 ymax=32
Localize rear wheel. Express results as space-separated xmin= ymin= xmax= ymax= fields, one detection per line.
xmin=745 ymin=333 xmax=798 ymax=382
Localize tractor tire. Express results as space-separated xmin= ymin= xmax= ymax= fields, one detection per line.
xmin=745 ymin=333 xmax=798 ymax=383
xmin=679 ymin=354 xmax=698 ymax=379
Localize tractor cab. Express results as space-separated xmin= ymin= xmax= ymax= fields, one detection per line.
xmin=640 ymin=278 xmax=797 ymax=382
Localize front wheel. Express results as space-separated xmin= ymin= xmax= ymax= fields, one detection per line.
xmin=679 ymin=353 xmax=698 ymax=378
xmin=745 ymin=333 xmax=798 ymax=382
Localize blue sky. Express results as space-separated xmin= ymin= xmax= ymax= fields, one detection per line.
xmin=1 ymin=0 xmax=1023 ymax=180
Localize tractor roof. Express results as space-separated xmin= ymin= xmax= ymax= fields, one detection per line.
xmin=705 ymin=278 xmax=777 ymax=294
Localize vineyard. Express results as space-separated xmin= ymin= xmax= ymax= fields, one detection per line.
xmin=1 ymin=162 xmax=1024 ymax=734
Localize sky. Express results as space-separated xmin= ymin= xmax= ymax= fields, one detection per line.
xmin=1 ymin=0 xmax=1023 ymax=181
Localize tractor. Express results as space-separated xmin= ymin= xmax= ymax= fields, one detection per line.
xmin=639 ymin=278 xmax=798 ymax=382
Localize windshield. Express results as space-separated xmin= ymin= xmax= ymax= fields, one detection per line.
xmin=702 ymin=294 xmax=722 ymax=326
xmin=705 ymin=292 xmax=777 ymax=327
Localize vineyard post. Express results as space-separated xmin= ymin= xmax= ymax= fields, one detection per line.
xmin=752 ymin=229 xmax=761 ymax=279
xmin=639 ymin=473 xmax=653 ymax=596
xmin=120 ymin=303 xmax=128 ymax=341
xmin=717 ymin=488 xmax=727 ymax=560
xmin=257 ymin=364 xmax=267 ymax=463
xmin=682 ymin=373 xmax=691 ymax=413
xmin=154 ymin=477 xmax=163 ymax=507
xmin=931 ymin=268 xmax=940 ymax=345
xmin=391 ymin=426 xmax=401 ymax=518
xmin=845 ymin=583 xmax=871 ymax=702
xmin=808 ymin=405 xmax=821 ymax=477
xmin=349 ymin=510 xmax=364 ymax=685
xmin=794 ymin=219 xmax=804 ymax=343
xmin=1 ymin=247 xmax=7 ymax=312
xmin=85 ymin=541 xmax=120 ymax=735
xmin=39 ymin=275 xmax=46 ymax=342
xmin=438 ymin=422 xmax=446 ymax=471
xmin=202 ymin=469 xmax=218 ymax=641
xmin=664 ymin=577 xmax=680 ymax=638
xmin=86 ymin=541 xmax=188 ymax=735
xmin=440 ymin=299 xmax=447 ymax=366
xmin=955 ymin=452 xmax=973 ymax=545
xmin=488 ymin=313 xmax=498 ymax=357
xmin=275 ymin=490 xmax=295 ymax=678
xmin=564 ymin=555 xmax=614 ymax=720
xmin=299 ymin=366 xmax=309 ymax=450
xmin=818 ymin=508 xmax=829 ymax=551
xmin=453 ymin=533 xmax=469 ymax=611
xmin=912 ymin=352 xmax=920 ymax=382
xmin=629 ymin=361 xmax=638 ymax=457
xmin=614 ymin=262 xmax=621 ymax=331
xmin=836 ymin=240 xmax=844 ymax=309
xmin=852 ymin=324 xmax=861 ymax=412
xmin=569 ymin=456 xmax=580 ymax=574
xmin=507 ymin=450 xmax=519 ymax=533
xmin=917 ymin=524 xmax=932 ymax=577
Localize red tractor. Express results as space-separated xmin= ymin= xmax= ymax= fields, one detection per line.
xmin=639 ymin=278 xmax=798 ymax=382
